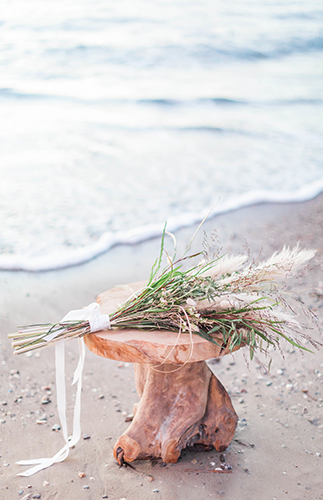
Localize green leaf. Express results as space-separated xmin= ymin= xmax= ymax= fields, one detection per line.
xmin=196 ymin=329 xmax=222 ymax=347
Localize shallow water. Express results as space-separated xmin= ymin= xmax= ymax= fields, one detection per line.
xmin=1 ymin=0 xmax=323 ymax=270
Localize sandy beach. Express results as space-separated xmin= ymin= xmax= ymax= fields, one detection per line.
xmin=1 ymin=195 xmax=322 ymax=500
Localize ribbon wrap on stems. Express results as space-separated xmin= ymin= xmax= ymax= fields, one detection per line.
xmin=16 ymin=303 xmax=111 ymax=477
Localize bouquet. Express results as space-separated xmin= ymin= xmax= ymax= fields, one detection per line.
xmin=9 ymin=227 xmax=320 ymax=364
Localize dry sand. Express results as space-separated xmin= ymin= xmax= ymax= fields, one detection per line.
xmin=0 ymin=195 xmax=323 ymax=500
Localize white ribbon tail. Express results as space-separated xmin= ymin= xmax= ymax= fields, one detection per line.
xmin=17 ymin=338 xmax=85 ymax=476
xmin=16 ymin=303 xmax=108 ymax=476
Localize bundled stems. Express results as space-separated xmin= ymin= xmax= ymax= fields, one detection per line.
xmin=9 ymin=228 xmax=321 ymax=366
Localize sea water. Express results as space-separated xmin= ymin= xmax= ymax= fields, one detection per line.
xmin=1 ymin=0 xmax=323 ymax=271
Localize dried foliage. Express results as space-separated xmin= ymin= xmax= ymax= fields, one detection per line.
xmin=9 ymin=226 xmax=321 ymax=365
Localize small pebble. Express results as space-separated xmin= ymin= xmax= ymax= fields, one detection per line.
xmin=191 ymin=459 xmax=197 ymax=464
xmin=33 ymin=495 xmax=41 ymax=499
xmin=52 ymin=424 xmax=61 ymax=431
xmin=83 ymin=485 xmax=89 ymax=489
xmin=43 ymin=481 xmax=49 ymax=487
xmin=266 ymin=381 xmax=272 ymax=386
xmin=18 ymin=490 xmax=24 ymax=496
xmin=276 ymin=369 xmax=284 ymax=375
xmin=221 ymin=463 xmax=232 ymax=471
xmin=285 ymin=384 xmax=293 ymax=391
xmin=152 ymin=489 xmax=159 ymax=493
xmin=78 ymin=472 xmax=85 ymax=478
xmin=83 ymin=434 xmax=91 ymax=440
xmin=102 ymin=496 xmax=108 ymax=499
xmin=316 ymin=452 xmax=322 ymax=457
xmin=41 ymin=397 xmax=51 ymax=405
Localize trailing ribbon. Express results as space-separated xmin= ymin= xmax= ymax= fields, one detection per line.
xmin=16 ymin=304 xmax=111 ymax=476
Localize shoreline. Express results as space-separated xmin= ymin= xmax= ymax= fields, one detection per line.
xmin=1 ymin=180 xmax=323 ymax=272
xmin=1 ymin=194 xmax=323 ymax=499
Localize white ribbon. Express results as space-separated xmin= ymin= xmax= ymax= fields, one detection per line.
xmin=44 ymin=302 xmax=110 ymax=342
xmin=17 ymin=304 xmax=111 ymax=476
xmin=89 ymin=313 xmax=111 ymax=332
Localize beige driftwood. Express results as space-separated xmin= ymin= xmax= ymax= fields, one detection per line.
xmin=84 ymin=282 xmax=238 ymax=464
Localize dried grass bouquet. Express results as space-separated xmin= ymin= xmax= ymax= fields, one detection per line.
xmin=9 ymin=226 xmax=321 ymax=366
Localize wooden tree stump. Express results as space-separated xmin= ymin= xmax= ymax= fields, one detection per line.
xmin=84 ymin=282 xmax=238 ymax=464
xmin=114 ymin=361 xmax=237 ymax=464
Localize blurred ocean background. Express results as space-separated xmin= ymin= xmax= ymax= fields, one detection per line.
xmin=1 ymin=0 xmax=323 ymax=271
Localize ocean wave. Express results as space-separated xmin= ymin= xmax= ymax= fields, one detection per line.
xmin=274 ymin=11 xmax=323 ymax=21
xmin=0 ymin=89 xmax=247 ymax=106
xmin=39 ymin=37 xmax=323 ymax=69
xmin=0 ymin=88 xmax=47 ymax=100
xmin=2 ymin=88 xmax=322 ymax=109
xmin=1 ymin=178 xmax=323 ymax=273
xmin=139 ymin=97 xmax=246 ymax=106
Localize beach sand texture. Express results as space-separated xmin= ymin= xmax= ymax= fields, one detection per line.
xmin=1 ymin=196 xmax=323 ymax=500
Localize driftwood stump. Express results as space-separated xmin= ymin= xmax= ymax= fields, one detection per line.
xmin=84 ymin=282 xmax=238 ymax=464
xmin=114 ymin=362 xmax=237 ymax=464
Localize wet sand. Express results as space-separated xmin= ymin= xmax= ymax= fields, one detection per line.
xmin=1 ymin=194 xmax=322 ymax=500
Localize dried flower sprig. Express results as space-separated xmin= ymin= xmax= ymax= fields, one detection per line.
xmin=9 ymin=227 xmax=320 ymax=363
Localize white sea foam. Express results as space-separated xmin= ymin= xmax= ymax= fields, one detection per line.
xmin=1 ymin=179 xmax=322 ymax=272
